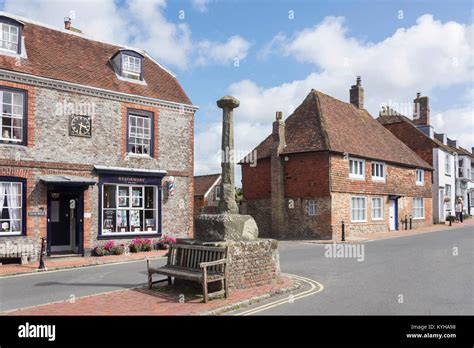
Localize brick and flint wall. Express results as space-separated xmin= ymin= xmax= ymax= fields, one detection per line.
xmin=241 ymin=150 xmax=432 ymax=240
xmin=0 ymin=81 xmax=195 ymax=254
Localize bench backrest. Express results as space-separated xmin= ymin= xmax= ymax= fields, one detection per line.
xmin=167 ymin=244 xmax=227 ymax=272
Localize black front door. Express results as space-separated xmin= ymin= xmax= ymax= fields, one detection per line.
xmin=47 ymin=189 xmax=84 ymax=255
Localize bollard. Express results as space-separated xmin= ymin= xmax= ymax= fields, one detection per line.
xmin=448 ymin=212 xmax=452 ymax=226
xmin=341 ymin=220 xmax=345 ymax=242
xmin=409 ymin=215 xmax=412 ymax=230
xmin=404 ymin=215 xmax=408 ymax=230
xmin=38 ymin=237 xmax=46 ymax=270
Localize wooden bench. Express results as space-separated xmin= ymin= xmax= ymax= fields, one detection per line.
xmin=147 ymin=244 xmax=229 ymax=303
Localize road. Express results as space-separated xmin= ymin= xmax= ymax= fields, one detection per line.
xmin=0 ymin=224 xmax=472 ymax=314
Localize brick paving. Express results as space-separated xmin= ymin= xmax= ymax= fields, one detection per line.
xmin=0 ymin=250 xmax=167 ymax=277
xmin=3 ymin=276 xmax=295 ymax=316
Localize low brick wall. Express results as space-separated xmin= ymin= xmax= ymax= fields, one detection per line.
xmin=227 ymin=239 xmax=281 ymax=290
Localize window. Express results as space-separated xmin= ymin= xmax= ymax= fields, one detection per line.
xmin=349 ymin=158 xmax=365 ymax=179
xmin=127 ymin=109 xmax=153 ymax=156
xmin=102 ymin=184 xmax=157 ymax=234
xmin=0 ymin=22 xmax=19 ymax=54
xmin=372 ymin=197 xmax=383 ymax=220
xmin=308 ymin=200 xmax=317 ymax=216
xmin=413 ymin=198 xmax=425 ymax=219
xmin=445 ymin=184 xmax=451 ymax=198
xmin=371 ymin=162 xmax=385 ymax=181
xmin=351 ymin=196 xmax=367 ymax=222
xmin=122 ymin=54 xmax=142 ymax=80
xmin=0 ymin=181 xmax=23 ymax=236
xmin=213 ymin=185 xmax=221 ymax=201
xmin=445 ymin=153 xmax=451 ymax=175
xmin=416 ymin=169 xmax=424 ymax=185
xmin=0 ymin=88 xmax=26 ymax=145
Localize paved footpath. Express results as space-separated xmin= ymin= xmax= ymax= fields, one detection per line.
xmin=3 ymin=276 xmax=296 ymax=315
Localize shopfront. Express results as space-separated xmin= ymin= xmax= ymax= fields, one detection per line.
xmin=95 ymin=166 xmax=166 ymax=240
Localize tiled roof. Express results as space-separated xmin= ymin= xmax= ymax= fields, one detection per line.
xmin=194 ymin=174 xmax=221 ymax=197
xmin=377 ymin=114 xmax=455 ymax=154
xmin=248 ymin=90 xmax=432 ymax=169
xmin=0 ymin=13 xmax=193 ymax=106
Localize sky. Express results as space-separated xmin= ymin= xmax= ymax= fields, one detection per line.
xmin=1 ymin=0 xmax=473 ymax=184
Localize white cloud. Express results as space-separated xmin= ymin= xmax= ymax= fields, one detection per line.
xmin=195 ymin=35 xmax=251 ymax=66
xmin=2 ymin=0 xmax=128 ymax=43
xmin=432 ymin=106 xmax=474 ymax=149
xmin=191 ymin=0 xmax=211 ymax=13
xmin=1 ymin=0 xmax=249 ymax=70
xmin=195 ymin=14 xmax=474 ymax=176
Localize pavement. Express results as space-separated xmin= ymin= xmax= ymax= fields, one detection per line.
xmin=3 ymin=275 xmax=296 ymax=316
xmin=0 ymin=250 xmax=168 ymax=277
xmin=0 ymin=222 xmax=472 ymax=315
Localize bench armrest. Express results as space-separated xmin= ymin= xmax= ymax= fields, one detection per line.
xmin=200 ymin=258 xmax=227 ymax=268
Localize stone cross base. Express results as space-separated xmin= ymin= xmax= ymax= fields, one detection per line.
xmin=176 ymin=238 xmax=281 ymax=291
xmin=194 ymin=214 xmax=259 ymax=242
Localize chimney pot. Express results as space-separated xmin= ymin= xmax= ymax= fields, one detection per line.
xmin=64 ymin=17 xmax=72 ymax=30
xmin=350 ymin=76 xmax=364 ymax=109
xmin=413 ymin=93 xmax=430 ymax=126
xmin=276 ymin=111 xmax=282 ymax=120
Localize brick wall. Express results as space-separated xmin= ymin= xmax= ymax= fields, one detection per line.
xmin=330 ymin=154 xmax=432 ymax=198
xmin=241 ymin=152 xmax=330 ymax=201
xmin=226 ymin=239 xmax=281 ymax=290
xmin=241 ymin=157 xmax=271 ymax=199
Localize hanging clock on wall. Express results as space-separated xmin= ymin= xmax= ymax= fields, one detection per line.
xmin=69 ymin=115 xmax=92 ymax=137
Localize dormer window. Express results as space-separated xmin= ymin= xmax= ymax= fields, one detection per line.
xmin=122 ymin=55 xmax=141 ymax=80
xmin=111 ymin=49 xmax=145 ymax=83
xmin=0 ymin=16 xmax=23 ymax=55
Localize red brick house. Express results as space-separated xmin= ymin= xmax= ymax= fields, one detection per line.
xmin=240 ymin=77 xmax=433 ymax=240
xmin=0 ymin=13 xmax=197 ymax=260
xmin=377 ymin=98 xmax=470 ymax=223
xmin=193 ymin=173 xmax=221 ymax=213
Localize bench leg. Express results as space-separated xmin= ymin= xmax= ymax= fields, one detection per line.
xmin=148 ymin=272 xmax=153 ymax=289
xmin=168 ymin=276 xmax=172 ymax=285
xmin=224 ymin=278 xmax=229 ymax=299
xmin=202 ymin=281 xmax=208 ymax=303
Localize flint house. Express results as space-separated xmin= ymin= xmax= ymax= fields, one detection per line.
xmin=0 ymin=13 xmax=197 ymax=258
xmin=240 ymin=78 xmax=433 ymax=240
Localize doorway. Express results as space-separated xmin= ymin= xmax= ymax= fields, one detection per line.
xmin=389 ymin=199 xmax=398 ymax=231
xmin=47 ymin=189 xmax=84 ymax=255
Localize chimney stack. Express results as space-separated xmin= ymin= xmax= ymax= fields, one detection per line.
xmin=350 ymin=76 xmax=364 ymax=109
xmin=271 ymin=111 xmax=286 ymax=238
xmin=64 ymin=17 xmax=72 ymax=30
xmin=413 ymin=92 xmax=430 ymax=126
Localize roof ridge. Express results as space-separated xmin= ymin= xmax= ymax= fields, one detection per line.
xmin=310 ymin=90 xmax=331 ymax=150
xmin=0 ymin=10 xmax=177 ymax=78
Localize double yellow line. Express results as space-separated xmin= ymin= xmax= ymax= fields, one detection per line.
xmin=236 ymin=273 xmax=324 ymax=315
